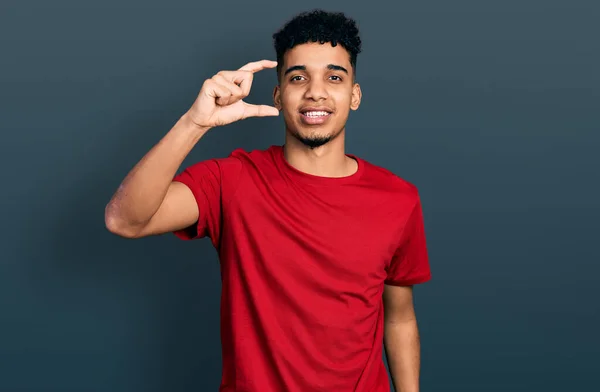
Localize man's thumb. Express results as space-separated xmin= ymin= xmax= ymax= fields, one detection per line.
xmin=243 ymin=103 xmax=280 ymax=118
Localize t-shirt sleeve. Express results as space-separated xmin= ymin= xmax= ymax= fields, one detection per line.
xmin=171 ymin=156 xmax=242 ymax=245
xmin=385 ymin=196 xmax=432 ymax=286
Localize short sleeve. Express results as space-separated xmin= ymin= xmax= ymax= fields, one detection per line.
xmin=171 ymin=156 xmax=242 ymax=245
xmin=385 ymin=197 xmax=432 ymax=286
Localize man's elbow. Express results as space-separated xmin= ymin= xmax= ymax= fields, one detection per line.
xmin=104 ymin=206 xmax=142 ymax=239
xmin=385 ymin=316 xmax=418 ymax=328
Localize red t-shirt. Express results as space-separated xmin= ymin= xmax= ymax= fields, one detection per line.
xmin=173 ymin=145 xmax=431 ymax=392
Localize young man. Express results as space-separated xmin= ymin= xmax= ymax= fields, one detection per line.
xmin=105 ymin=9 xmax=431 ymax=392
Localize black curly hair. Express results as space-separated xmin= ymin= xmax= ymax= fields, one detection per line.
xmin=272 ymin=9 xmax=362 ymax=82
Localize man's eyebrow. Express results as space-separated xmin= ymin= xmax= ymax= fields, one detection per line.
xmin=327 ymin=64 xmax=348 ymax=74
xmin=283 ymin=64 xmax=349 ymax=75
xmin=284 ymin=65 xmax=306 ymax=75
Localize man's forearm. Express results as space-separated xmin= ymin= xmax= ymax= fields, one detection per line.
xmin=384 ymin=319 xmax=421 ymax=392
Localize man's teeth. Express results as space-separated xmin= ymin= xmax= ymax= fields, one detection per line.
xmin=304 ymin=111 xmax=330 ymax=117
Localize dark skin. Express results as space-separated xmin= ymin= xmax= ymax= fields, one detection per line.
xmin=273 ymin=42 xmax=361 ymax=178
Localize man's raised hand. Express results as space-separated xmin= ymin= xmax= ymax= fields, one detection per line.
xmin=186 ymin=60 xmax=280 ymax=130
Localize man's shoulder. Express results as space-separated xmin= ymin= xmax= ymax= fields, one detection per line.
xmin=358 ymin=156 xmax=419 ymax=196
xmin=223 ymin=145 xmax=279 ymax=171
xmin=178 ymin=146 xmax=278 ymax=189
xmin=229 ymin=145 xmax=278 ymax=161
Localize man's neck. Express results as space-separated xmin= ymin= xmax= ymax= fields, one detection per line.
xmin=282 ymin=133 xmax=357 ymax=178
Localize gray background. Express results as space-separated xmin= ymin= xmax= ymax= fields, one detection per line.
xmin=1 ymin=0 xmax=599 ymax=391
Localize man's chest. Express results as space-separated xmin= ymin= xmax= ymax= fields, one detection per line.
xmin=224 ymin=183 xmax=407 ymax=286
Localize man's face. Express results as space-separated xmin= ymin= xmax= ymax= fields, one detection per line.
xmin=273 ymin=42 xmax=362 ymax=149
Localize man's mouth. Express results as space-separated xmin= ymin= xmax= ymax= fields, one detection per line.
xmin=302 ymin=110 xmax=330 ymax=117
xmin=299 ymin=108 xmax=333 ymax=125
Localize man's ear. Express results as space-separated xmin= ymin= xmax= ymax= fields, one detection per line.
xmin=350 ymin=83 xmax=362 ymax=111
xmin=273 ymin=85 xmax=282 ymax=110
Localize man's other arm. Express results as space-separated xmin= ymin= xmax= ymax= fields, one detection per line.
xmin=383 ymin=284 xmax=421 ymax=392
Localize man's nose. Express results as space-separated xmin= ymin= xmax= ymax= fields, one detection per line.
xmin=304 ymin=79 xmax=328 ymax=100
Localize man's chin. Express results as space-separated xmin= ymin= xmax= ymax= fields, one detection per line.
xmin=291 ymin=131 xmax=334 ymax=149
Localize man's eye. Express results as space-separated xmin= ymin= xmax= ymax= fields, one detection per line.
xmin=330 ymin=75 xmax=342 ymax=81
xmin=291 ymin=75 xmax=304 ymax=81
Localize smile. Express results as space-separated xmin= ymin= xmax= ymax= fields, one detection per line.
xmin=300 ymin=111 xmax=332 ymax=125
xmin=303 ymin=111 xmax=330 ymax=117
